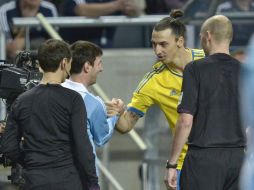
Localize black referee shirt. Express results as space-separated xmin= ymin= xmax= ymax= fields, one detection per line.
xmin=178 ymin=53 xmax=246 ymax=148
xmin=1 ymin=84 xmax=98 ymax=185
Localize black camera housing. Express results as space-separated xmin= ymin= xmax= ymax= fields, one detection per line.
xmin=0 ymin=51 xmax=42 ymax=106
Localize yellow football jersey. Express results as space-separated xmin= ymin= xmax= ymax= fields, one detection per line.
xmin=128 ymin=48 xmax=205 ymax=169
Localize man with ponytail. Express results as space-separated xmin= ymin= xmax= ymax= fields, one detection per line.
xmin=106 ymin=10 xmax=205 ymax=189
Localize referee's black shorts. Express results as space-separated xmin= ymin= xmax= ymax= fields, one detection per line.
xmin=23 ymin=165 xmax=84 ymax=190
xmin=180 ymin=147 xmax=244 ymax=190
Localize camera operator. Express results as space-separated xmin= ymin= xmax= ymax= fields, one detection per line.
xmin=0 ymin=39 xmax=99 ymax=190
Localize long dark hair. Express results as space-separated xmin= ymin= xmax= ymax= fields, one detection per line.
xmin=154 ymin=10 xmax=186 ymax=41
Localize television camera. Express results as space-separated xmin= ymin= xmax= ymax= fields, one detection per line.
xmin=0 ymin=51 xmax=42 ymax=188
xmin=0 ymin=51 xmax=42 ymax=108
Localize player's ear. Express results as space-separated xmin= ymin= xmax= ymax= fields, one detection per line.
xmin=206 ymin=31 xmax=212 ymax=42
xmin=177 ymin=36 xmax=184 ymax=48
xmin=83 ymin=61 xmax=90 ymax=73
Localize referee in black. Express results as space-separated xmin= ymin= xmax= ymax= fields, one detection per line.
xmin=1 ymin=39 xmax=99 ymax=190
xmin=164 ymin=15 xmax=246 ymax=190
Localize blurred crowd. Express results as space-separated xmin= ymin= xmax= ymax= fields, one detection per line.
xmin=0 ymin=0 xmax=253 ymax=60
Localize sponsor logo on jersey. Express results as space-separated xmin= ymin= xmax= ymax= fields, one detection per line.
xmin=170 ymin=89 xmax=178 ymax=96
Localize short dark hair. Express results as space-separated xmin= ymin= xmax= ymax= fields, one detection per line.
xmin=154 ymin=10 xmax=186 ymax=40
xmin=38 ymin=39 xmax=71 ymax=72
xmin=70 ymin=41 xmax=103 ymax=74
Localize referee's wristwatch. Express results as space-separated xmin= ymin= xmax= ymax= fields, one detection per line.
xmin=166 ymin=160 xmax=177 ymax=169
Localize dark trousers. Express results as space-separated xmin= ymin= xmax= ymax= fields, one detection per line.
xmin=23 ymin=166 xmax=85 ymax=190
xmin=180 ymin=147 xmax=245 ymax=190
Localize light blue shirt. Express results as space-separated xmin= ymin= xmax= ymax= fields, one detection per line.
xmin=62 ymin=79 xmax=118 ymax=174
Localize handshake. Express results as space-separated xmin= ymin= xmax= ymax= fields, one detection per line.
xmin=105 ymin=98 xmax=126 ymax=117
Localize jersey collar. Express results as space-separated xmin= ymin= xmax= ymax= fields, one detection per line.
xmin=62 ymin=79 xmax=88 ymax=93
